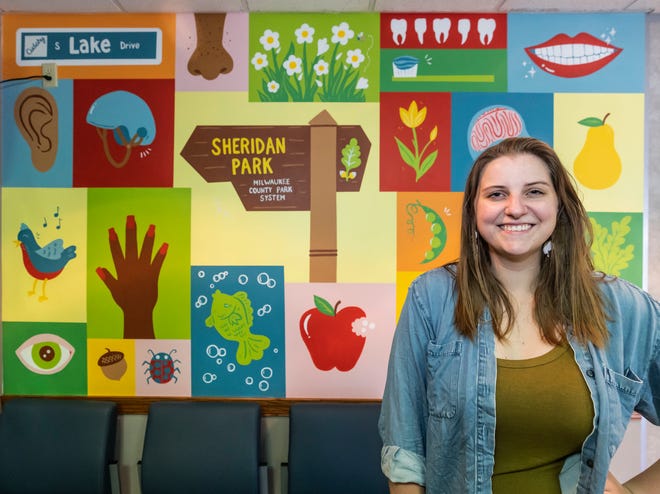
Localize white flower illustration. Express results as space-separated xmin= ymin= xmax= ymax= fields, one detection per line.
xmin=331 ymin=22 xmax=355 ymax=45
xmin=267 ymin=81 xmax=280 ymax=93
xmin=283 ymin=54 xmax=303 ymax=76
xmin=260 ymin=29 xmax=280 ymax=50
xmin=313 ymin=59 xmax=329 ymax=76
xmin=346 ymin=48 xmax=364 ymax=68
xmin=295 ymin=23 xmax=315 ymax=44
xmin=317 ymin=37 xmax=329 ymax=56
xmin=356 ymin=77 xmax=369 ymax=89
xmin=251 ymin=52 xmax=268 ymax=70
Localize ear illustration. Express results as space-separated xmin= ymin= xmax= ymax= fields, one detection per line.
xmin=14 ymin=87 xmax=59 ymax=172
xmin=187 ymin=13 xmax=234 ymax=80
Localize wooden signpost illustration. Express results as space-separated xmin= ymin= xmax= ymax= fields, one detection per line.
xmin=180 ymin=110 xmax=370 ymax=282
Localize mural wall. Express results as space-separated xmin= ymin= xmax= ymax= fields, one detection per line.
xmin=0 ymin=11 xmax=646 ymax=399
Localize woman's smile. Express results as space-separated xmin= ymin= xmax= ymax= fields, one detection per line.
xmin=476 ymin=153 xmax=559 ymax=265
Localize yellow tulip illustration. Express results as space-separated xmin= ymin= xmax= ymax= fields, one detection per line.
xmin=395 ymin=101 xmax=439 ymax=182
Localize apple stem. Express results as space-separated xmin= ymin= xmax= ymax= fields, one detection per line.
xmin=602 ymin=113 xmax=610 ymax=125
xmin=334 ymin=301 xmax=342 ymax=314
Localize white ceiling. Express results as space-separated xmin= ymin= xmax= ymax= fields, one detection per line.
xmin=1 ymin=0 xmax=660 ymax=14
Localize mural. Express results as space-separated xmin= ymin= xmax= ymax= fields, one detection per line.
xmin=0 ymin=11 xmax=647 ymax=399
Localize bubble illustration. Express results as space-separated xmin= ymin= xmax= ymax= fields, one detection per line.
xmin=257 ymin=304 xmax=272 ymax=317
xmin=206 ymin=344 xmax=227 ymax=359
xmin=202 ymin=372 xmax=217 ymax=384
xmin=257 ymin=272 xmax=277 ymax=288
xmin=212 ymin=271 xmax=229 ymax=283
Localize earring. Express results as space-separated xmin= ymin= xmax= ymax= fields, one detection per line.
xmin=542 ymin=240 xmax=552 ymax=257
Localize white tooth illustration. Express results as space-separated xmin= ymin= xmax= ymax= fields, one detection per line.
xmin=432 ymin=18 xmax=451 ymax=44
xmin=457 ymin=18 xmax=471 ymax=45
xmin=477 ymin=18 xmax=496 ymax=46
xmin=414 ymin=18 xmax=427 ymax=45
xmin=391 ymin=18 xmax=407 ymax=46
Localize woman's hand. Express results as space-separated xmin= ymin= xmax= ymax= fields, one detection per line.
xmin=604 ymin=471 xmax=633 ymax=494
xmin=610 ymin=459 xmax=660 ymax=494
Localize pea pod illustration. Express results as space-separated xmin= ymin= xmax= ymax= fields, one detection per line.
xmin=406 ymin=200 xmax=447 ymax=264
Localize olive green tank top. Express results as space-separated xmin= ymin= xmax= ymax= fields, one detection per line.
xmin=492 ymin=344 xmax=594 ymax=494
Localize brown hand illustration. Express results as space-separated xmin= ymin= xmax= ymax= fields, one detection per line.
xmin=96 ymin=215 xmax=168 ymax=339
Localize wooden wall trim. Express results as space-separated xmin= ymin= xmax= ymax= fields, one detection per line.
xmin=0 ymin=395 xmax=382 ymax=416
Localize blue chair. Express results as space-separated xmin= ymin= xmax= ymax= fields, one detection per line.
xmin=140 ymin=401 xmax=263 ymax=494
xmin=0 ymin=397 xmax=118 ymax=494
xmin=286 ymin=402 xmax=389 ymax=494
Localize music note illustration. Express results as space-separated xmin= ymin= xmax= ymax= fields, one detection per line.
xmin=53 ymin=206 xmax=60 ymax=218
xmin=42 ymin=217 xmax=48 ymax=228
xmin=56 ymin=218 xmax=62 ymax=230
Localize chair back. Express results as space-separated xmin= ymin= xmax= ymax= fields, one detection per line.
xmin=287 ymin=402 xmax=388 ymax=494
xmin=140 ymin=401 xmax=262 ymax=494
xmin=0 ymin=397 xmax=118 ymax=494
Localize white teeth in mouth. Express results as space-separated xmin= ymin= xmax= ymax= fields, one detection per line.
xmin=531 ymin=43 xmax=615 ymax=65
xmin=501 ymin=225 xmax=531 ymax=232
xmin=478 ymin=18 xmax=496 ymax=46
xmin=457 ymin=18 xmax=471 ymax=45
xmin=391 ymin=18 xmax=407 ymax=45
xmin=433 ymin=18 xmax=451 ymax=44
xmin=414 ymin=18 xmax=427 ymax=44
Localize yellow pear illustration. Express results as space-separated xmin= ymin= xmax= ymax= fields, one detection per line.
xmin=573 ymin=113 xmax=622 ymax=190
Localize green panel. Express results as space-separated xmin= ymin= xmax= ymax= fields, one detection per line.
xmin=381 ymin=49 xmax=507 ymax=93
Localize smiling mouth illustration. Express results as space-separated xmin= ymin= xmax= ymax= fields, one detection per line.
xmin=525 ymin=32 xmax=622 ymax=78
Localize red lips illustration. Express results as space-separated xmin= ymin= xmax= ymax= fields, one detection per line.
xmin=525 ymin=32 xmax=622 ymax=78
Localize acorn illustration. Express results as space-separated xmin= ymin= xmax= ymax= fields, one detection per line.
xmin=97 ymin=348 xmax=127 ymax=381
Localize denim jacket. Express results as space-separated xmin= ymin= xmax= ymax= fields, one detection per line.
xmin=379 ymin=267 xmax=660 ymax=494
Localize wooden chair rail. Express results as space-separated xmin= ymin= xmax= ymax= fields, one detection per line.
xmin=1 ymin=395 xmax=382 ymax=416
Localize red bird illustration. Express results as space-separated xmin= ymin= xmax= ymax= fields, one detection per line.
xmin=15 ymin=223 xmax=77 ymax=301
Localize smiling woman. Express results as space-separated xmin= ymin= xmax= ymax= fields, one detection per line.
xmin=475 ymin=152 xmax=558 ymax=268
xmin=379 ymin=137 xmax=660 ymax=494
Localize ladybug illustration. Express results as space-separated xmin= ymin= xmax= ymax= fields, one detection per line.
xmin=142 ymin=349 xmax=181 ymax=384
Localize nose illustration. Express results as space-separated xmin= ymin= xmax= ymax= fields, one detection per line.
xmin=86 ymin=90 xmax=156 ymax=169
xmin=187 ymin=13 xmax=234 ymax=80
xmin=14 ymin=87 xmax=58 ymax=172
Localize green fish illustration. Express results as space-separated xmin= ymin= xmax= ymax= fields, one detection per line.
xmin=205 ymin=289 xmax=270 ymax=366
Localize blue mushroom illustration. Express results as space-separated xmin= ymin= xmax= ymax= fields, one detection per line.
xmin=86 ymin=90 xmax=156 ymax=168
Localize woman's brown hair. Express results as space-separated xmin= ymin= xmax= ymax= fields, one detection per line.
xmin=453 ymin=137 xmax=609 ymax=346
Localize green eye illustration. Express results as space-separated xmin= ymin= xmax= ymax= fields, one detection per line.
xmin=16 ymin=333 xmax=75 ymax=375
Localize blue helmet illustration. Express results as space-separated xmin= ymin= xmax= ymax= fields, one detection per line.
xmin=86 ymin=90 xmax=156 ymax=168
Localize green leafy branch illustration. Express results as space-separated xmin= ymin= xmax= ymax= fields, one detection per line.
xmin=339 ymin=138 xmax=362 ymax=181
xmin=590 ymin=216 xmax=635 ymax=276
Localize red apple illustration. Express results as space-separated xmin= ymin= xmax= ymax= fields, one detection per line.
xmin=299 ymin=295 xmax=372 ymax=372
